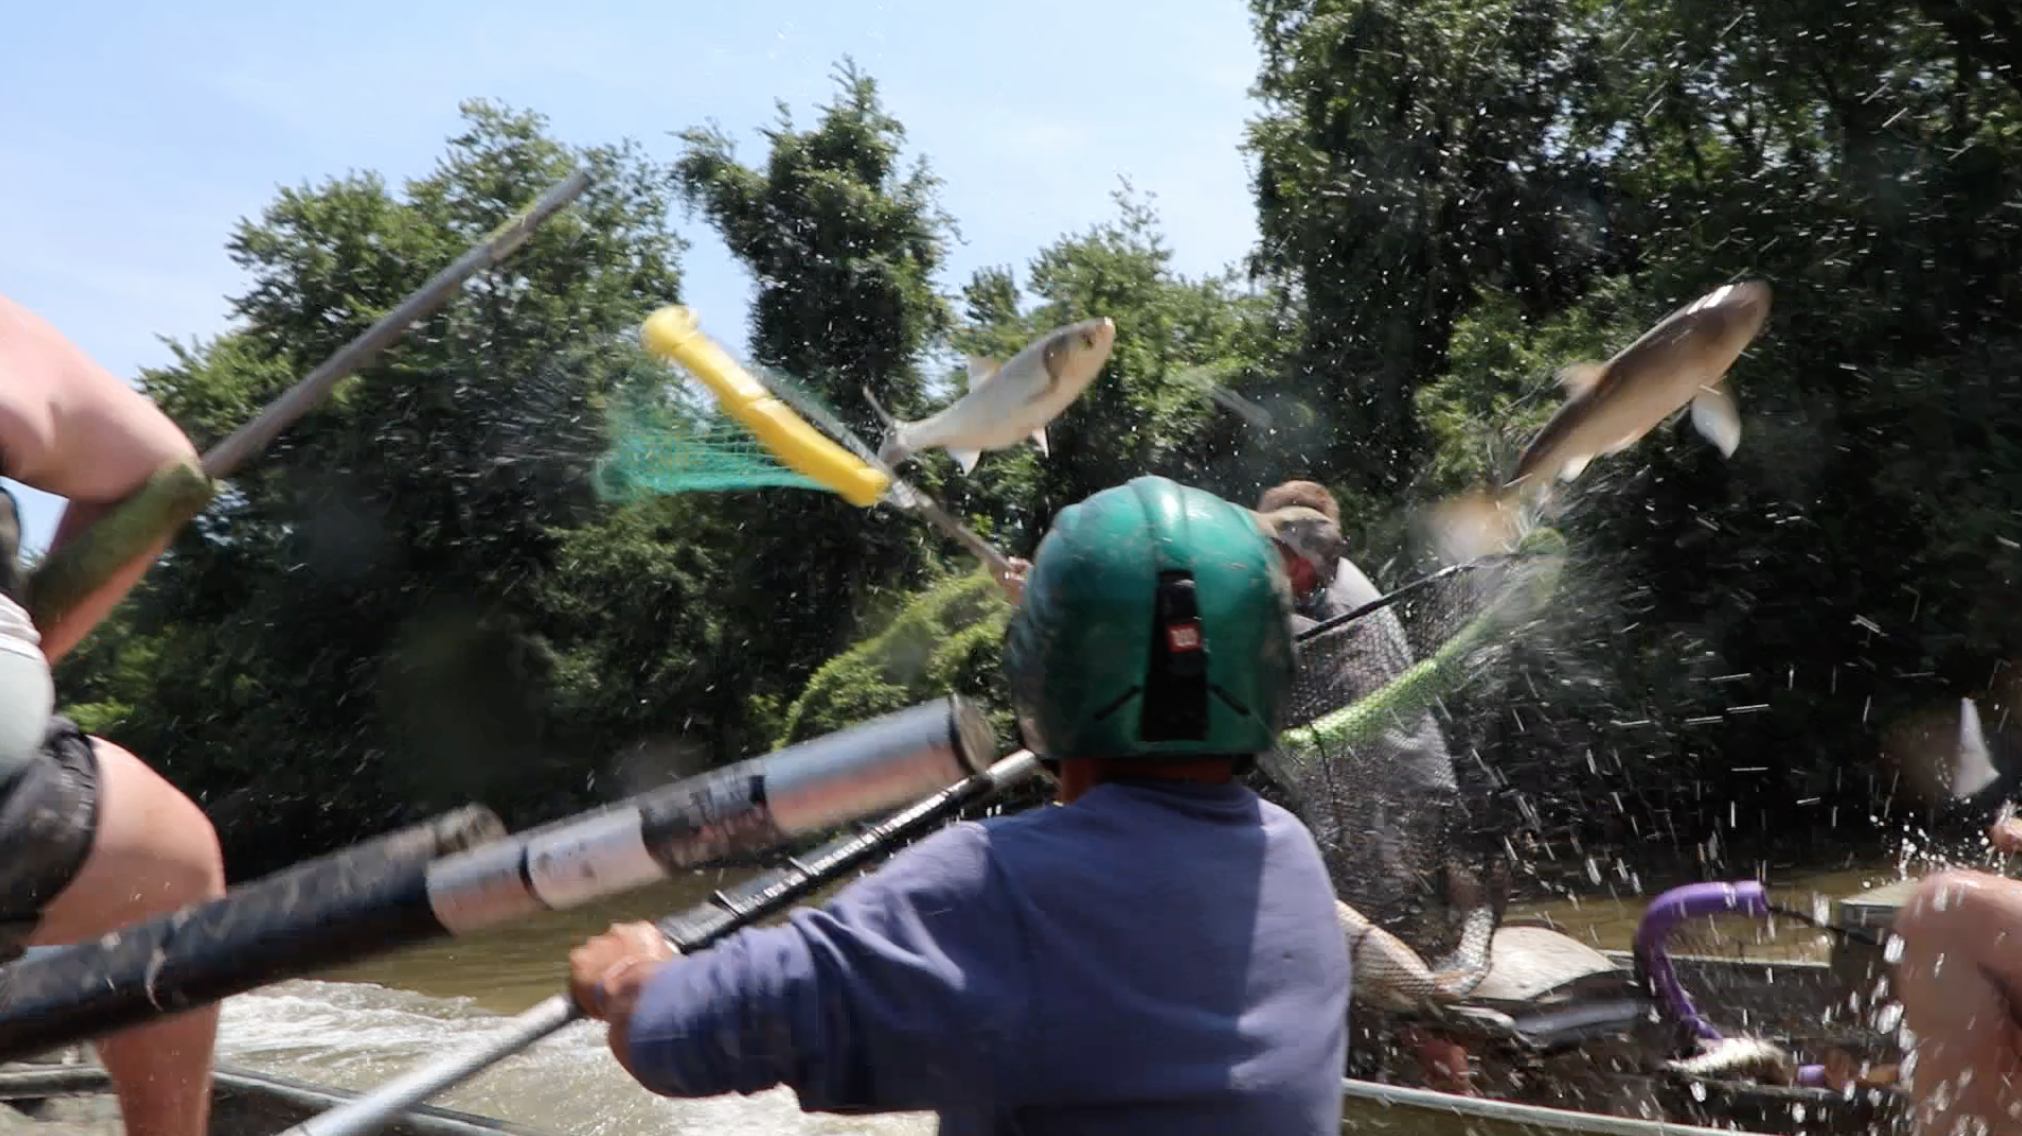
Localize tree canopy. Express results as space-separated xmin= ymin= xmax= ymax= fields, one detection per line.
xmin=54 ymin=10 xmax=2022 ymax=876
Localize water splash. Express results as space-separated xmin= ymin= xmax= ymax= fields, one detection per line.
xmin=216 ymin=980 xmax=933 ymax=1136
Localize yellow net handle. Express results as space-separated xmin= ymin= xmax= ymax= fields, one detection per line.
xmin=640 ymin=307 xmax=891 ymax=509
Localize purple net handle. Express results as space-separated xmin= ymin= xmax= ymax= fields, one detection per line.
xmin=1631 ymin=880 xmax=1826 ymax=1087
xmin=1633 ymin=882 xmax=1770 ymax=1040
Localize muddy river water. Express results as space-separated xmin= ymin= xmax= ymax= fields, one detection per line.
xmin=203 ymin=845 xmax=1930 ymax=1135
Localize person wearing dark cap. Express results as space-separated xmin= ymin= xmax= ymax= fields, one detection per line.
xmin=1256 ymin=481 xmax=1487 ymax=1095
xmin=1257 ymin=479 xmax=1393 ymax=626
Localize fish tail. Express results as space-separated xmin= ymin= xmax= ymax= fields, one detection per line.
xmin=1425 ymin=487 xmax=1529 ymax=565
xmin=860 ymin=385 xmax=911 ymax=468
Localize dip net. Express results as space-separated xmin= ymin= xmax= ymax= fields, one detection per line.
xmin=1260 ymin=532 xmax=1566 ymax=1005
xmin=592 ymin=361 xmax=842 ymax=503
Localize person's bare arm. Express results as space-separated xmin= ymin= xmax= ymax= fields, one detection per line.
xmin=1892 ymin=869 xmax=2022 ymax=1134
xmin=0 ymin=296 xmax=199 ymax=659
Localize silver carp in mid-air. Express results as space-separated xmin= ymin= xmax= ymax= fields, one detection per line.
xmin=865 ymin=317 xmax=1115 ymax=474
xmin=1430 ymin=281 xmax=1772 ymax=562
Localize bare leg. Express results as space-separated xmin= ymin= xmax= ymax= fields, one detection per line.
xmin=1893 ymin=868 xmax=2022 ymax=1135
xmin=28 ymin=739 xmax=225 ymax=1136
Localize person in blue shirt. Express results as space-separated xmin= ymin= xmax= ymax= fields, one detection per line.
xmin=567 ymin=475 xmax=1352 ymax=1135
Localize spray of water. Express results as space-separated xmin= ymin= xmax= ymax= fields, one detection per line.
xmin=217 ymin=981 xmax=933 ymax=1136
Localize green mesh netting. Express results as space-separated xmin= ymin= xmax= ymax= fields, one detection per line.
xmin=592 ymin=396 xmax=828 ymax=502
xmin=590 ymin=355 xmax=1007 ymax=571
xmin=590 ymin=355 xmax=877 ymax=503
xmin=1260 ymin=528 xmax=1566 ymax=1004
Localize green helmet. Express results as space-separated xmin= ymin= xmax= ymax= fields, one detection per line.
xmin=1003 ymin=475 xmax=1298 ymax=762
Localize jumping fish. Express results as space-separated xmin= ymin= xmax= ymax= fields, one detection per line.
xmin=1334 ymin=894 xmax=1498 ymax=1013
xmin=865 ymin=317 xmax=1116 ymax=474
xmin=1430 ymin=282 xmax=1772 ymax=562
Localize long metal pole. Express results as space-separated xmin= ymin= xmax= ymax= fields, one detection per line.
xmin=23 ymin=169 xmax=596 ymax=632
xmin=279 ymin=750 xmax=1045 ymax=1136
xmin=202 ymin=168 xmax=593 ymax=479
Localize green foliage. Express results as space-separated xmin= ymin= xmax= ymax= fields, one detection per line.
xmin=57 ymin=101 xmax=693 ymax=873
xmin=666 ymin=63 xmax=957 ymax=749
xmin=925 ymin=185 xmax=1281 ymax=555
xmin=1246 ymin=0 xmax=1605 ymax=494
xmin=1250 ymin=0 xmax=2022 ymax=852
xmin=53 ymin=4 xmax=2022 ymax=878
xmin=777 ymin=571 xmax=1015 ymax=747
xmin=673 ymin=59 xmax=953 ymax=423
xmin=1414 ymin=277 xmax=1647 ymax=495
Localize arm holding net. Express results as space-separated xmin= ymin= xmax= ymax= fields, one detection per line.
xmin=1284 ymin=527 xmax=1566 ymax=758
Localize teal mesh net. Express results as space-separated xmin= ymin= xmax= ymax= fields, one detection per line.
xmin=592 ymin=395 xmax=828 ymax=502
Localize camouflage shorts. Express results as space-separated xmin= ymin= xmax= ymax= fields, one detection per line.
xmin=0 ymin=717 xmax=100 ymax=963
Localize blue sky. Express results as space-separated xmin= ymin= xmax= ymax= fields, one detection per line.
xmin=0 ymin=0 xmax=1264 ymax=555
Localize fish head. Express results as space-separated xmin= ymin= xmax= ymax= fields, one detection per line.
xmin=1039 ymin=317 xmax=1117 ymax=395
xmin=1628 ymin=280 xmax=1772 ymax=397
xmin=1668 ymin=280 xmax=1772 ymax=370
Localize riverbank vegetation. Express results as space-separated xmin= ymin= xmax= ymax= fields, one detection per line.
xmin=52 ymin=4 xmax=2022 ymax=878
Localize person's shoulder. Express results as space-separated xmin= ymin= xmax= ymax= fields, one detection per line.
xmin=960 ymin=799 xmax=1063 ymax=853
xmin=799 ymin=819 xmax=1021 ymax=958
xmin=1327 ymin=557 xmax=1384 ymax=606
xmin=976 ymin=798 xmax=1062 ymax=831
xmin=1254 ymin=793 xmax=1331 ymax=857
xmin=964 ymin=798 xmax=1125 ymax=870
xmin=1253 ymin=791 xmax=1301 ymax=829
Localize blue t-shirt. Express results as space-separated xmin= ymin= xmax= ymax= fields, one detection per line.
xmin=624 ymin=778 xmax=1351 ymax=1135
